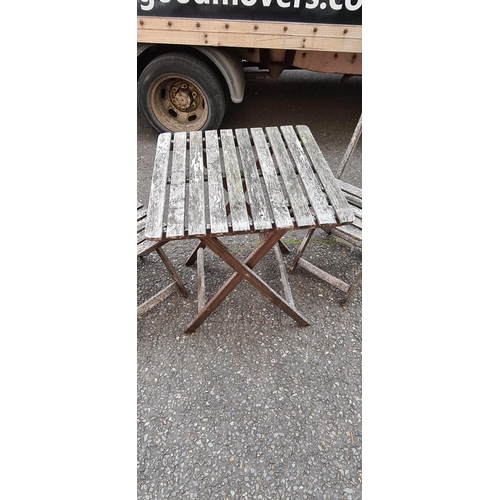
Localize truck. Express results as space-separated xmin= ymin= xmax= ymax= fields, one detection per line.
xmin=137 ymin=0 xmax=361 ymax=133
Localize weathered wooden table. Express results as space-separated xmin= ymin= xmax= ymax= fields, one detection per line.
xmin=145 ymin=125 xmax=355 ymax=333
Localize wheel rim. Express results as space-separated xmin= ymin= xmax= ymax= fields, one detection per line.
xmin=150 ymin=75 xmax=209 ymax=132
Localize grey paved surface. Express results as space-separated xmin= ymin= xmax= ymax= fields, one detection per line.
xmin=138 ymin=70 xmax=362 ymax=499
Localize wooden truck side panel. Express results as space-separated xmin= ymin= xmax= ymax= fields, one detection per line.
xmin=136 ymin=0 xmax=361 ymax=132
xmin=137 ymin=17 xmax=361 ymax=54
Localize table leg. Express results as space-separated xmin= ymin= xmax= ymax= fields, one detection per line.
xmin=278 ymin=240 xmax=291 ymax=255
xmin=261 ymin=234 xmax=294 ymax=307
xmin=185 ymin=241 xmax=206 ymax=266
xmin=184 ymin=230 xmax=310 ymax=333
xmin=273 ymin=243 xmax=295 ymax=307
xmin=197 ymin=246 xmax=206 ymax=311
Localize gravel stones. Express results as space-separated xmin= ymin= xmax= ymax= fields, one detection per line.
xmin=138 ymin=233 xmax=362 ymax=499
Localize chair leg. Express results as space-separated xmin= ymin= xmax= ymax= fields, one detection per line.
xmin=137 ymin=283 xmax=178 ymax=317
xmin=155 ymin=247 xmax=188 ymax=298
xmin=289 ymin=228 xmax=316 ymax=272
xmin=290 ymin=228 xmax=361 ymax=306
xmin=341 ymin=269 xmax=362 ymax=306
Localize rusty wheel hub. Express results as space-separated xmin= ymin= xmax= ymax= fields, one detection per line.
xmin=150 ymin=75 xmax=208 ymax=132
xmin=170 ymin=82 xmax=197 ymax=112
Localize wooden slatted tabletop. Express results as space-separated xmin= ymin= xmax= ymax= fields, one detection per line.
xmin=144 ymin=125 xmax=355 ymax=333
xmin=145 ymin=125 xmax=355 ymax=242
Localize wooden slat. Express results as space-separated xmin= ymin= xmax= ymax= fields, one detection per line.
xmin=265 ymin=127 xmax=315 ymax=228
xmin=137 ymin=238 xmax=162 ymax=257
xmin=205 ymin=130 xmax=229 ymax=235
xmin=137 ymin=228 xmax=146 ymax=245
xmin=137 ymin=229 xmax=145 ymax=245
xmin=321 ymin=215 xmax=361 ymax=242
xmin=350 ymin=216 xmax=363 ymax=229
xmin=349 ymin=205 xmax=362 ymax=219
xmin=250 ymin=128 xmax=294 ymax=229
xmin=187 ymin=131 xmax=206 ymax=236
xmin=328 ymin=231 xmax=361 ymax=248
xmin=295 ymin=125 xmax=355 ymax=224
xmin=165 ymin=132 xmax=187 ymax=238
xmin=293 ymin=50 xmax=362 ymax=75
xmin=220 ymin=129 xmax=250 ymax=233
xmin=235 ymin=128 xmax=272 ymax=231
xmin=137 ymin=204 xmax=147 ymax=235
xmin=280 ymin=125 xmax=336 ymax=226
xmin=145 ymin=133 xmax=171 ymax=241
xmin=137 ymin=218 xmax=146 ymax=234
xmin=338 ymin=180 xmax=362 ymax=209
xmin=332 ymin=223 xmax=362 ymax=242
xmin=137 ymin=17 xmax=362 ymax=41
xmin=324 ymin=210 xmax=362 ymax=244
xmin=338 ymin=178 xmax=362 ymax=199
xmin=137 ymin=18 xmax=362 ymax=54
xmin=343 ymin=192 xmax=362 ymax=209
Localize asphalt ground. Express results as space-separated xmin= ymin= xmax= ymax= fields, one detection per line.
xmin=137 ymin=70 xmax=362 ymax=499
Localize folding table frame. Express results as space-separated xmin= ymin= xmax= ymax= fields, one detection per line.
xmin=145 ymin=125 xmax=355 ymax=333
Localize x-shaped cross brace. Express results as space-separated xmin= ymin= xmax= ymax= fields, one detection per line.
xmin=184 ymin=229 xmax=310 ymax=333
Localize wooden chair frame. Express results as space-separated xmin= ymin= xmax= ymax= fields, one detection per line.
xmin=137 ymin=201 xmax=188 ymax=317
xmin=288 ymin=115 xmax=362 ymax=305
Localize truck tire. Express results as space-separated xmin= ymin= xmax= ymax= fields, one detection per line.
xmin=138 ymin=52 xmax=227 ymax=133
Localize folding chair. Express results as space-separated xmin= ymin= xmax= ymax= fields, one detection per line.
xmin=137 ymin=200 xmax=188 ymax=316
xmin=288 ymin=115 xmax=362 ymax=305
